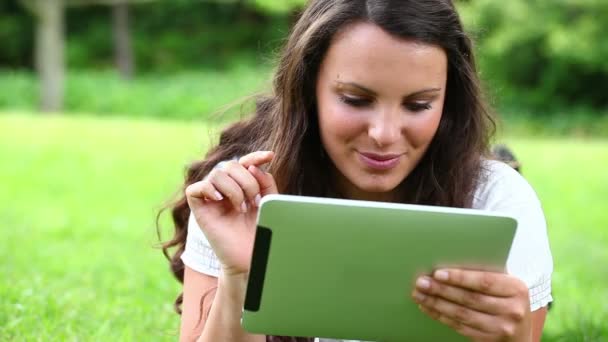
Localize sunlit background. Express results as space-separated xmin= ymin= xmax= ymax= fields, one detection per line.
xmin=1 ymin=0 xmax=606 ymax=340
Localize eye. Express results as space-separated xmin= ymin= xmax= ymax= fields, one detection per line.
xmin=339 ymin=95 xmax=372 ymax=108
xmin=405 ymin=102 xmax=432 ymax=112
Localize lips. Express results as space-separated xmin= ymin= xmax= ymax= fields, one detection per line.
xmin=358 ymin=151 xmax=403 ymax=170
xmin=360 ymin=152 xmax=402 ymax=161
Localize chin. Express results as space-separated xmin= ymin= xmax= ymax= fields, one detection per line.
xmin=354 ymin=176 xmax=403 ymax=193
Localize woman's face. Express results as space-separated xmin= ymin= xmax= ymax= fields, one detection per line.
xmin=316 ymin=22 xmax=447 ymax=202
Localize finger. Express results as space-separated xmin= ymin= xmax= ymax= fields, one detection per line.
xmin=207 ymin=169 xmax=247 ymax=213
xmin=415 ymin=276 xmax=505 ymax=314
xmin=248 ymin=165 xmax=278 ymax=196
xmin=221 ymin=160 xmax=261 ymax=203
xmin=238 ymin=151 xmax=275 ymax=168
xmin=412 ymin=291 xmax=495 ymax=334
xmin=432 ymin=269 xmax=526 ymax=297
xmin=417 ymin=304 xmax=496 ymax=341
xmin=185 ymin=180 xmax=224 ymax=201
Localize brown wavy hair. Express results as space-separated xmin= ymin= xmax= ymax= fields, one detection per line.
xmin=159 ymin=0 xmax=495 ymax=341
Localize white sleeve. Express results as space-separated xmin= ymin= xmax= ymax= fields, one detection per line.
xmin=180 ymin=212 xmax=221 ymax=278
xmin=473 ymin=161 xmax=553 ymax=311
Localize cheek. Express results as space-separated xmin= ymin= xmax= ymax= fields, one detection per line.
xmin=406 ymin=107 xmax=443 ymax=148
xmin=318 ymin=101 xmax=366 ymax=144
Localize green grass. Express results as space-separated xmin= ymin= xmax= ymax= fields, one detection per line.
xmin=1 ymin=112 xmax=607 ymax=341
xmin=504 ymin=137 xmax=608 ymax=341
xmin=0 ymin=112 xmax=224 ymax=341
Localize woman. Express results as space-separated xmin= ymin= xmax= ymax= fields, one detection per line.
xmin=160 ymin=0 xmax=553 ymax=341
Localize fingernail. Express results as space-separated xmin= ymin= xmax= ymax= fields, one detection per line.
xmin=416 ymin=277 xmax=431 ymax=290
xmin=255 ymin=194 xmax=261 ymax=207
xmin=413 ymin=291 xmax=426 ymax=302
xmin=434 ymin=270 xmax=449 ymax=281
xmin=241 ymin=202 xmax=248 ymax=213
xmin=214 ymin=191 xmax=223 ymax=201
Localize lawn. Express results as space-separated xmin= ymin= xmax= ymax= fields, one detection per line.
xmin=1 ymin=112 xmax=606 ymax=341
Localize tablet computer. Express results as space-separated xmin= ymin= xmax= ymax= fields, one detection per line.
xmin=241 ymin=194 xmax=517 ymax=341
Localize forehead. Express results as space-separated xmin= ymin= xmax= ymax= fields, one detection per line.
xmin=319 ymin=22 xmax=448 ymax=91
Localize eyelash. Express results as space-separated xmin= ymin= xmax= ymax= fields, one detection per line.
xmin=339 ymin=95 xmax=371 ymax=107
xmin=407 ymin=102 xmax=432 ymax=112
xmin=339 ymin=95 xmax=432 ymax=112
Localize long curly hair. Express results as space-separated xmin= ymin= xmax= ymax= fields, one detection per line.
xmin=158 ymin=0 xmax=495 ymax=341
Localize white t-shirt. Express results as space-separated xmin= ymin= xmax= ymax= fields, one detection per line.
xmin=180 ymin=160 xmax=553 ymax=341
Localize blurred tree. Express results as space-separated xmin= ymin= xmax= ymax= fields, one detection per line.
xmin=67 ymin=1 xmax=145 ymax=79
xmin=12 ymin=0 xmax=604 ymax=114
xmin=20 ymin=0 xmax=65 ymax=112
xmin=17 ymin=0 xmax=304 ymax=112
xmin=19 ymin=0 xmax=154 ymax=112
xmin=112 ymin=2 xmax=134 ymax=78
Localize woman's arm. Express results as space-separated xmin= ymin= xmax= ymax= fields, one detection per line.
xmin=531 ymin=307 xmax=547 ymax=342
xmin=180 ymin=266 xmax=265 ymax=342
xmin=181 ymin=151 xmax=277 ymax=341
xmin=179 ymin=266 xmax=216 ymax=341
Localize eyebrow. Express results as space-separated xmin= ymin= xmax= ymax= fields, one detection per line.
xmin=335 ymin=81 xmax=441 ymax=98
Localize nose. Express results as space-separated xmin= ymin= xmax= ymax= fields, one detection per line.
xmin=368 ymin=106 xmax=402 ymax=148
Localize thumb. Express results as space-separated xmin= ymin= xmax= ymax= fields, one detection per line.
xmin=248 ymin=165 xmax=278 ymax=196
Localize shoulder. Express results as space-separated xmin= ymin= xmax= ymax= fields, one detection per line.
xmin=472 ymin=159 xmax=540 ymax=211
xmin=473 ymin=160 xmax=553 ymax=309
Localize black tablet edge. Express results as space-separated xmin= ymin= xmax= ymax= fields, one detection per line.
xmin=243 ymin=225 xmax=272 ymax=312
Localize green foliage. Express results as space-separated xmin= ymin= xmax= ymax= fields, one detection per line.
xmin=497 ymin=107 xmax=608 ymax=138
xmin=1 ymin=113 xmax=607 ymax=340
xmin=458 ymin=0 xmax=608 ymax=111
xmin=2 ymin=1 xmax=294 ymax=70
xmin=2 ymin=0 xmax=608 ymax=120
xmin=0 ymin=1 xmax=34 ymax=68
xmin=128 ymin=2 xmax=291 ymax=71
xmin=252 ymin=0 xmax=306 ymax=13
xmin=64 ymin=2 xmax=292 ymax=71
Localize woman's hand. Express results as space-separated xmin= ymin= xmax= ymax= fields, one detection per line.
xmin=185 ymin=151 xmax=278 ymax=278
xmin=412 ymin=269 xmax=532 ymax=342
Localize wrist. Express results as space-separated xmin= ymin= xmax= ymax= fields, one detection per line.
xmin=218 ymin=270 xmax=249 ymax=298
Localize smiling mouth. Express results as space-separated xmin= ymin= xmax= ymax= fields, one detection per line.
xmin=358 ymin=151 xmax=404 ymax=170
